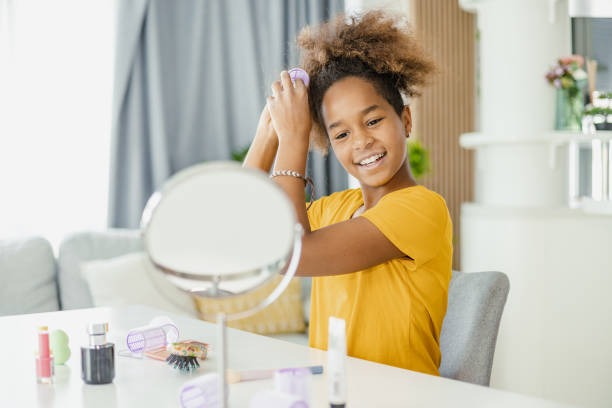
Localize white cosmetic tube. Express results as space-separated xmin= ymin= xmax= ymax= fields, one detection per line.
xmin=328 ymin=317 xmax=347 ymax=408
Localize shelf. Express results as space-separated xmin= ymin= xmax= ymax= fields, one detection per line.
xmin=460 ymin=131 xmax=612 ymax=148
xmin=462 ymin=202 xmax=612 ymax=219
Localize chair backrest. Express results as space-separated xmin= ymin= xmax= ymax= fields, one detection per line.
xmin=439 ymin=270 xmax=510 ymax=386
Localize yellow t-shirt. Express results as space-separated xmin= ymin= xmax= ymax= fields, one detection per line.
xmin=307 ymin=186 xmax=452 ymax=375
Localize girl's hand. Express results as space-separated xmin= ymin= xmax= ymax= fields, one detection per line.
xmin=254 ymin=103 xmax=277 ymax=145
xmin=266 ymin=71 xmax=312 ymax=146
xmin=243 ymin=104 xmax=278 ymax=172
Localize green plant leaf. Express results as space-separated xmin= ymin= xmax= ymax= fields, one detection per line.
xmin=583 ymin=107 xmax=612 ymax=116
xmin=406 ymin=140 xmax=431 ymax=179
xmin=231 ymin=144 xmax=251 ymax=162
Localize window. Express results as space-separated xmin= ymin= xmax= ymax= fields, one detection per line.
xmin=0 ymin=0 xmax=116 ymax=251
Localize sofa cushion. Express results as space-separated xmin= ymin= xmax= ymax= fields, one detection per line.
xmin=57 ymin=229 xmax=143 ymax=309
xmin=0 ymin=237 xmax=59 ymax=316
xmin=193 ymin=275 xmax=306 ymax=335
xmin=81 ymin=252 xmax=198 ymax=317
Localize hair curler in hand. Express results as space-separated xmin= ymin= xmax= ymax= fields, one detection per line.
xmin=288 ymin=68 xmax=309 ymax=87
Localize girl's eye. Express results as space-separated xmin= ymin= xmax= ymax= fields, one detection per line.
xmin=335 ymin=132 xmax=349 ymax=140
xmin=367 ymin=118 xmax=383 ymax=126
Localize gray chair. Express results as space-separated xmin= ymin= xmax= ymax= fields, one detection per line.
xmin=439 ymin=270 xmax=510 ymax=386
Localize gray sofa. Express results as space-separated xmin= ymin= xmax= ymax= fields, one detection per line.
xmin=0 ymin=229 xmax=312 ymax=344
xmin=0 ymin=236 xmax=60 ymax=316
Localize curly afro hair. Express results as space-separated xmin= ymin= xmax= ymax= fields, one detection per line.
xmin=297 ymin=10 xmax=436 ymax=152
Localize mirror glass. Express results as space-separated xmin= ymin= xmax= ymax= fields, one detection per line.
xmin=141 ymin=162 xmax=300 ymax=310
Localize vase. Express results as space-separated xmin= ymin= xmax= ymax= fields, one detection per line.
xmin=554 ymin=86 xmax=585 ymax=131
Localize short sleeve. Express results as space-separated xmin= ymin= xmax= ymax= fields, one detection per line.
xmin=306 ymin=197 xmax=325 ymax=231
xmin=361 ymin=187 xmax=448 ymax=270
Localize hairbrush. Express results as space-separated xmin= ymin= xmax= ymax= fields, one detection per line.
xmin=288 ymin=68 xmax=309 ymax=87
xmin=164 ymin=341 xmax=209 ymax=373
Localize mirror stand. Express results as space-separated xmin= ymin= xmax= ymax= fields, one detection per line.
xmin=217 ymin=312 xmax=227 ymax=407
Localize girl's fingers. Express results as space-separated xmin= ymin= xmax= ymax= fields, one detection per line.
xmin=280 ymin=71 xmax=293 ymax=91
xmin=259 ymin=103 xmax=269 ymax=116
xmin=270 ymin=81 xmax=282 ymax=97
xmin=294 ymin=78 xmax=307 ymax=92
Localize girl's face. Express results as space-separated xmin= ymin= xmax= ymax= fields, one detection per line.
xmin=321 ymin=76 xmax=412 ymax=189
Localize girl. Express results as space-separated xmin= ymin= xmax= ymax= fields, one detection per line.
xmin=244 ymin=10 xmax=452 ymax=376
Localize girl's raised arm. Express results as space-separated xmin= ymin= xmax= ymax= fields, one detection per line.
xmin=243 ymin=105 xmax=278 ymax=173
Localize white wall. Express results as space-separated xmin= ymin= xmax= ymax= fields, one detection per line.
xmin=462 ymin=204 xmax=612 ymax=408
xmin=460 ymin=1 xmax=612 ymax=407
xmin=345 ymin=0 xmax=410 ymax=15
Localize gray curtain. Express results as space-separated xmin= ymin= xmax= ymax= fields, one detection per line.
xmin=108 ymin=0 xmax=346 ymax=228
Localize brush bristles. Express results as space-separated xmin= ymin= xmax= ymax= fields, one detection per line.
xmin=166 ymin=354 xmax=200 ymax=373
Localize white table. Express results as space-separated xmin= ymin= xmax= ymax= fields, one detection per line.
xmin=0 ymin=305 xmax=573 ymax=407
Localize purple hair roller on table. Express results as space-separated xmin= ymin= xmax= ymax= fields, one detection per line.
xmin=249 ymin=390 xmax=308 ymax=408
xmin=126 ymin=316 xmax=179 ymax=353
xmin=288 ymin=68 xmax=309 ymax=87
xmin=179 ymin=373 xmax=227 ymax=408
xmin=275 ymin=367 xmax=311 ymax=404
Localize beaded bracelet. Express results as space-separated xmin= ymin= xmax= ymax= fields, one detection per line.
xmin=270 ymin=170 xmax=316 ymax=210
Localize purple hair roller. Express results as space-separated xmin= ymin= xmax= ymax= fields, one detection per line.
xmin=179 ymin=373 xmax=228 ymax=408
xmin=288 ymin=68 xmax=309 ymax=87
xmin=249 ymin=390 xmax=308 ymax=408
xmin=275 ymin=367 xmax=311 ymax=404
xmin=126 ymin=316 xmax=179 ymax=353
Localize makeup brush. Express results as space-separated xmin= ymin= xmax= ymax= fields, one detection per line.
xmin=226 ymin=365 xmax=323 ymax=384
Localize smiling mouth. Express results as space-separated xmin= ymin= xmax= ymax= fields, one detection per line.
xmin=356 ymin=152 xmax=387 ymax=167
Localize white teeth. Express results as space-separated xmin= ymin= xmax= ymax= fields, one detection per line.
xmin=359 ymin=153 xmax=384 ymax=165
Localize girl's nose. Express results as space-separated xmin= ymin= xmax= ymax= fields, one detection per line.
xmin=352 ymin=130 xmax=374 ymax=150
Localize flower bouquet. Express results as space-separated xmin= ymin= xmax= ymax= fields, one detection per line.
xmin=545 ymin=55 xmax=588 ymax=131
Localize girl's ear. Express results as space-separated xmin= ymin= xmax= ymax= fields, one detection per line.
xmin=401 ymin=105 xmax=412 ymax=137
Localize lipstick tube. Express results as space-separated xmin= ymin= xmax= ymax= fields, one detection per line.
xmin=36 ymin=326 xmax=54 ymax=384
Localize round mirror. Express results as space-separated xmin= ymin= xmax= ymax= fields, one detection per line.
xmin=140 ymin=161 xmax=303 ymax=319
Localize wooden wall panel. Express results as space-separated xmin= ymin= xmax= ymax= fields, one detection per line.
xmin=410 ymin=0 xmax=475 ymax=270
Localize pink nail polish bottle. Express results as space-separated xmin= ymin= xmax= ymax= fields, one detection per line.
xmin=36 ymin=326 xmax=54 ymax=384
